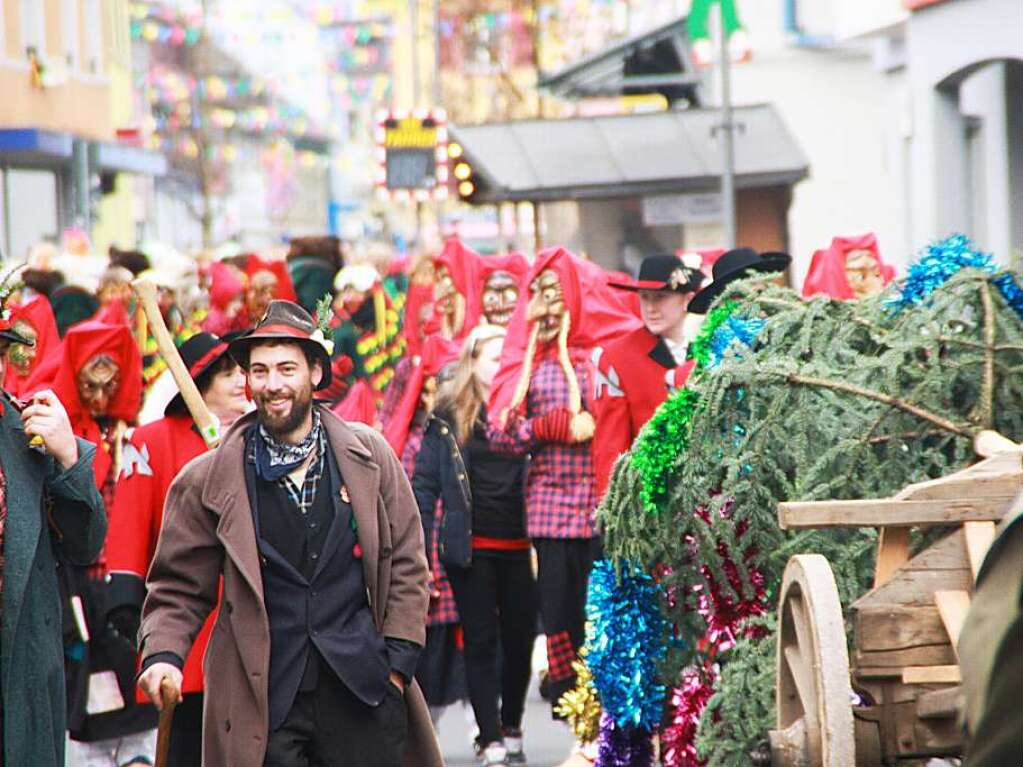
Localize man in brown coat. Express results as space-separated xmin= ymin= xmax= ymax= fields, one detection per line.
xmin=137 ymin=300 xmax=442 ymax=767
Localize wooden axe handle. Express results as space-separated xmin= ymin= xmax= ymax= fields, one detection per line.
xmin=132 ymin=279 xmax=220 ymax=448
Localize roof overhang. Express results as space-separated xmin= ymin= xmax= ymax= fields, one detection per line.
xmin=92 ymin=142 xmax=169 ymax=176
xmin=450 ymin=106 xmax=809 ymax=204
xmin=538 ymin=17 xmax=704 ymax=105
xmin=0 ymin=129 xmax=74 ymax=168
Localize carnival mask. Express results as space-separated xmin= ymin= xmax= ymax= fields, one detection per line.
xmin=6 ymin=319 xmax=38 ymax=376
xmin=845 ymin=249 xmax=885 ymax=299
xmin=527 ymin=269 xmax=566 ymax=344
xmin=482 ymin=271 xmax=519 ymax=327
xmin=246 ymin=270 xmax=278 ymax=321
xmin=435 ymin=264 xmax=464 ymax=337
xmin=76 ymin=354 xmax=121 ymax=418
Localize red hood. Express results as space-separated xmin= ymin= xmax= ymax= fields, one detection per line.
xmin=25 ymin=320 xmax=142 ymax=486
xmin=488 ymin=246 xmax=642 ymax=427
xmin=402 ymin=282 xmax=436 ymax=358
xmin=802 ymin=233 xmax=895 ymax=300
xmin=4 ymin=296 xmax=60 ymax=398
xmin=331 ymin=380 xmax=378 ymax=427
xmin=383 ymin=334 xmax=460 ymax=457
xmin=209 ymin=262 xmax=244 ymax=310
xmin=433 ymin=237 xmax=483 ymax=341
xmin=246 ymin=254 xmax=297 ymax=303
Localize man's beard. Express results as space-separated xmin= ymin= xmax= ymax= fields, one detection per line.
xmin=255 ymin=385 xmax=313 ymax=439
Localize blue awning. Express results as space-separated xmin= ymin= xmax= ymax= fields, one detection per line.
xmin=0 ymin=129 xmax=74 ymax=167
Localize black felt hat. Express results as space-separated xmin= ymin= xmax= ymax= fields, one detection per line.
xmin=164 ymin=332 xmax=235 ymax=416
xmin=228 ymin=300 xmax=332 ymax=391
xmin=608 ymin=254 xmax=705 ymax=294
xmin=688 ymin=248 xmax=791 ymax=314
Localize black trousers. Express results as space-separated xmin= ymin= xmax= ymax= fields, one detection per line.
xmin=446 ymin=550 xmax=538 ymax=744
xmin=264 ymin=668 xmax=407 ymax=767
xmin=167 ymin=691 xmax=203 ymax=766
xmin=532 ymin=537 xmax=600 ymax=713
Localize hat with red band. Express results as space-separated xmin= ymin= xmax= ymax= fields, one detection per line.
xmin=164 ymin=331 xmax=234 ymax=416
xmin=228 ymin=299 xmax=332 ymax=391
xmin=607 ymin=254 xmax=705 ymax=294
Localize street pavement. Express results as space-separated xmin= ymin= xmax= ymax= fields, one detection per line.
xmin=437 ymin=678 xmax=574 ymax=767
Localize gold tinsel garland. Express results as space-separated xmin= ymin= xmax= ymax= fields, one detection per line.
xmin=554 ymin=655 xmax=602 ymax=744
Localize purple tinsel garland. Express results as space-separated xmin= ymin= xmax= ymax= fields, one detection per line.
xmin=596 ymin=713 xmax=654 ymax=767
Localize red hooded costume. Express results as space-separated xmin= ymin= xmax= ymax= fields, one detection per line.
xmin=25 ymin=320 xmax=142 ymax=488
xmin=245 ymin=254 xmax=298 ymax=303
xmin=802 ymin=233 xmax=895 ymax=300
xmin=331 ymin=379 xmax=379 ymax=427
xmin=383 ymin=335 xmax=460 ymax=458
xmin=4 ymin=296 xmax=60 ymax=398
xmin=433 ymin=237 xmax=484 ymax=342
xmin=202 ymin=261 xmax=249 ymax=336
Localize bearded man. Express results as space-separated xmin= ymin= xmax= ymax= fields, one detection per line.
xmin=137 ymin=300 xmax=440 ymax=767
xmin=487 ymin=248 xmax=640 ymax=766
xmin=0 ymin=320 xmax=106 ymax=766
xmin=106 ymin=332 xmax=249 ymax=766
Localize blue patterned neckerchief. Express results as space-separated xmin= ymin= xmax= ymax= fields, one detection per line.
xmin=254 ymin=409 xmax=322 ymax=483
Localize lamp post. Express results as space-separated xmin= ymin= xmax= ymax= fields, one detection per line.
xmin=719 ymin=4 xmax=737 ymax=249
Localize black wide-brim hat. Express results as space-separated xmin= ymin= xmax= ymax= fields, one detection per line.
xmin=608 ymin=254 xmax=705 ymax=294
xmin=164 ymin=331 xmax=235 ymax=416
xmin=688 ymin=248 xmax=791 ymax=314
xmin=0 ymin=323 xmax=33 ymax=347
xmin=228 ymin=299 xmax=332 ymax=391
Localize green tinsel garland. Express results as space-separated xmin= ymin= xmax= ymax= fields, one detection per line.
xmin=689 ymin=300 xmax=740 ymax=370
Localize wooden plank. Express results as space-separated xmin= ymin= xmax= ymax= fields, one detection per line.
xmin=854 ymin=532 xmax=971 ymax=609
xmin=916 ymin=687 xmax=961 ymax=720
xmin=874 ymin=526 xmax=911 ymax=587
xmin=902 ymin=666 xmax=961 ymax=684
xmin=778 ymin=496 xmax=1011 ymax=530
xmin=963 ymin=520 xmax=996 ymax=581
xmin=854 ymin=605 xmax=948 ymax=652
xmin=934 ymin=590 xmax=970 ymax=652
xmin=973 ymin=430 xmax=1022 ymax=459
xmin=854 ymin=643 xmax=957 ymax=669
xmin=897 ymin=472 xmax=1023 ymax=502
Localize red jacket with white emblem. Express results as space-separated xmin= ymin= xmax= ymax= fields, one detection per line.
xmin=591 ymin=326 xmax=695 ymax=498
xmin=106 ymin=414 xmax=213 ymax=695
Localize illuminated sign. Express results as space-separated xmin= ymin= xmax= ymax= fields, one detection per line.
xmin=375 ymin=110 xmax=448 ymax=202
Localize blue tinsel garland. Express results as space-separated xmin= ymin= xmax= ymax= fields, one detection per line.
xmin=585 ymin=560 xmax=669 ymax=730
xmin=705 ymin=316 xmax=767 ymax=370
xmin=888 ymin=233 xmax=994 ymax=312
xmin=994 ymin=273 xmax=1023 ymax=323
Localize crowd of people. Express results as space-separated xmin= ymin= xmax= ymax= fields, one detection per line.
xmin=0 ymin=227 xmax=897 ymax=767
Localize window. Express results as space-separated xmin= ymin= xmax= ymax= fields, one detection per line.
xmin=20 ymin=0 xmax=46 ymax=57
xmin=83 ymin=0 xmax=102 ymax=74
xmin=62 ymin=0 xmax=80 ymax=69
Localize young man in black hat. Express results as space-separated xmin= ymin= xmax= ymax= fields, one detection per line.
xmin=686 ymin=247 xmax=791 ymax=316
xmin=106 ymin=332 xmax=249 ymax=766
xmin=592 ymin=254 xmax=705 ymax=497
xmin=136 ymin=300 xmax=440 ymax=767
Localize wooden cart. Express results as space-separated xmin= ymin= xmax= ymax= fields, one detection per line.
xmin=767 ymin=433 xmax=1023 ymax=766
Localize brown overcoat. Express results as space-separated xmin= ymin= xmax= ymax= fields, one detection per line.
xmin=139 ymin=407 xmax=443 ymax=767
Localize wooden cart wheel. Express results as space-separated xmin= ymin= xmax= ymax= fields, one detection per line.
xmin=768 ymin=555 xmax=855 ymax=767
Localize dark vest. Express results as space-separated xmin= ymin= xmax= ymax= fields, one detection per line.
xmin=244 ymin=430 xmax=390 ymax=731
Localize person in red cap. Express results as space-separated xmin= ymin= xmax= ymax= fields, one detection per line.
xmin=105 ymin=332 xmax=249 ymax=766
xmin=0 ymin=317 xmax=106 ymax=766
xmin=3 ymin=294 xmax=60 ymax=399
xmin=487 ymin=247 xmax=641 ymax=765
xmin=137 ymin=300 xmax=440 ymax=767
xmin=592 ymin=253 xmax=705 ymax=498
xmin=802 ymin=233 xmax=895 ymax=301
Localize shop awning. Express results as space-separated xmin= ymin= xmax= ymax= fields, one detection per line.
xmin=449 ymin=105 xmax=809 ymax=204
xmin=538 ymin=17 xmax=703 ymax=106
xmin=92 ymin=142 xmax=168 ymax=176
xmin=0 ymin=129 xmax=74 ymax=167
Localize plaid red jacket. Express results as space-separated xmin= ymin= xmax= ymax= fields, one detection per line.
xmin=488 ymin=353 xmax=597 ymax=540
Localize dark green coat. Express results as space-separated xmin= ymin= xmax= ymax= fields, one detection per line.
xmin=0 ymin=402 xmax=106 ymax=766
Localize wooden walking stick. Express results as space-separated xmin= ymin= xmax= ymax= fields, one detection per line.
xmin=154 ymin=676 xmax=181 ymax=767
xmin=131 ymin=278 xmax=221 ymax=448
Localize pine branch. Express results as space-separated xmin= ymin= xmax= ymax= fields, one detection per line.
xmin=784 ymin=373 xmax=972 ymax=437
xmin=979 ymin=280 xmax=996 ymax=427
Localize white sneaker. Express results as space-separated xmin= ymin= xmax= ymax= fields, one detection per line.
xmin=503 ymin=728 xmax=526 ymax=765
xmin=480 ymin=742 xmax=509 ymax=766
